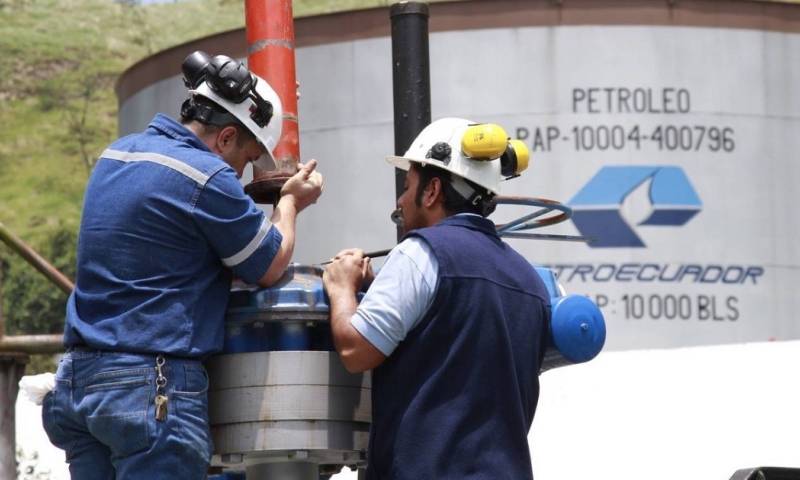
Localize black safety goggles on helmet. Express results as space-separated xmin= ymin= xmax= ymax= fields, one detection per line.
xmin=180 ymin=51 xmax=273 ymax=128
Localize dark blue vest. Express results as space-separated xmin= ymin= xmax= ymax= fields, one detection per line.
xmin=367 ymin=215 xmax=549 ymax=479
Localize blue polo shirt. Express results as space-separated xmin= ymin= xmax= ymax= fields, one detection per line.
xmin=63 ymin=114 xmax=283 ymax=357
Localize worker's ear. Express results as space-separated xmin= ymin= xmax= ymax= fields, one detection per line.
xmin=422 ymin=176 xmax=443 ymax=208
xmin=216 ymin=125 xmax=239 ymax=154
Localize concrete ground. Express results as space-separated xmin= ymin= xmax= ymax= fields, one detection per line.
xmin=17 ymin=340 xmax=800 ymax=479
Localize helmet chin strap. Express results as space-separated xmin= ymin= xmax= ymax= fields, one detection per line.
xmin=451 ymin=174 xmax=497 ymax=217
xmin=181 ymin=98 xmax=240 ymax=127
xmin=451 ymin=175 xmax=484 ymax=206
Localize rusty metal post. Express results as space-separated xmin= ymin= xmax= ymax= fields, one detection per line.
xmin=244 ymin=0 xmax=300 ymax=205
xmin=0 ymin=335 xmax=63 ymax=354
xmin=0 ymin=227 xmax=60 ymax=478
xmin=0 ymin=222 xmax=69 ymax=353
xmin=390 ymin=2 xmax=432 ymax=239
xmin=0 ymin=222 xmax=73 ymax=295
xmin=0 ymin=352 xmax=28 ymax=479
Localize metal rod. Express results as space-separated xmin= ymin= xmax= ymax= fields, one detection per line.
xmin=0 ymin=335 xmax=64 ymax=354
xmin=493 ymin=196 xmax=573 ymax=230
xmin=496 ymin=207 xmax=554 ymax=234
xmin=318 ymin=248 xmax=392 ymax=266
xmin=391 ymin=1 xmax=431 ymax=240
xmin=321 ymin=231 xmax=589 ymax=265
xmin=0 ymin=353 xmax=28 ymax=479
xmin=499 ymin=232 xmax=592 ymax=242
xmin=318 ymin=195 xmax=583 ymax=264
xmin=0 ymin=222 xmax=73 ymax=295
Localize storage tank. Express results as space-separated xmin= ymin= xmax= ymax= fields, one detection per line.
xmin=116 ymin=0 xmax=800 ymax=353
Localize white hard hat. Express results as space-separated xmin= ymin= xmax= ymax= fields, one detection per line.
xmin=387 ymin=118 xmax=508 ymax=195
xmin=191 ymin=72 xmax=283 ymax=170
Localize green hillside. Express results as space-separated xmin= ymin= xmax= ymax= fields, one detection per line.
xmin=0 ymin=0 xmax=383 ymax=353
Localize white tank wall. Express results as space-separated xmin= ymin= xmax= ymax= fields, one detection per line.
xmin=118 ymin=24 xmax=800 ymax=351
xmin=119 ymin=75 xmax=186 ymax=136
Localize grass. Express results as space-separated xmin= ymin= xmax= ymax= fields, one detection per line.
xmin=0 ymin=0 xmax=395 ymax=243
xmin=0 ymin=0 xmax=244 ymax=243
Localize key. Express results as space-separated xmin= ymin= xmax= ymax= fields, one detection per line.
xmin=155 ymin=394 xmax=168 ymax=422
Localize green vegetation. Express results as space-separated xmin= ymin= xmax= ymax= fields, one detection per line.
xmin=0 ymin=0 xmax=250 ymax=351
xmin=0 ymin=0 xmax=388 ymax=370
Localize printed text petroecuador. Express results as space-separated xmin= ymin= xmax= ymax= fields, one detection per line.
xmin=545 ymin=263 xmax=764 ymax=285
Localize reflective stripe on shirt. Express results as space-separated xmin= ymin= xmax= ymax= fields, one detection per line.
xmin=64 ymin=114 xmax=283 ymax=357
xmin=221 ymin=216 xmax=275 ymax=267
xmin=100 ymin=149 xmax=211 ymax=185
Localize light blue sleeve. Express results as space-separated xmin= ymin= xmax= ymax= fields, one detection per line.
xmin=349 ymin=237 xmax=439 ymax=357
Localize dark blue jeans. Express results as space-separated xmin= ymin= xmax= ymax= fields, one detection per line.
xmin=42 ymin=350 xmax=213 ymax=479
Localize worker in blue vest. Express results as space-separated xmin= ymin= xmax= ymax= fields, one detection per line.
xmin=41 ymin=52 xmax=323 ymax=479
xmin=323 ymin=118 xmax=549 ymax=479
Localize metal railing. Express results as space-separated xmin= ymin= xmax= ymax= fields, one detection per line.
xmin=0 ymin=222 xmax=68 ymax=353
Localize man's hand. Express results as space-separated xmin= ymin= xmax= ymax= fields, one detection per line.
xmin=323 ymin=248 xmax=386 ymax=373
xmin=323 ymin=249 xmax=367 ymax=295
xmin=259 ymin=160 xmax=322 ymax=287
xmin=280 ymin=160 xmax=323 ymax=213
xmin=361 ymin=255 xmax=375 ymax=290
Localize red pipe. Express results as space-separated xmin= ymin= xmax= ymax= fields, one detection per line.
xmin=245 ymin=0 xmax=299 ymax=177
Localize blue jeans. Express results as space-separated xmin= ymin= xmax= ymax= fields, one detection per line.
xmin=42 ymin=350 xmax=213 ymax=479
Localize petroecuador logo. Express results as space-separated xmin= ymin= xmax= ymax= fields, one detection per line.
xmin=568 ymin=166 xmax=702 ymax=248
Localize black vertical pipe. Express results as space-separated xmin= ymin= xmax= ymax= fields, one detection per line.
xmin=390 ymin=2 xmax=431 ymax=239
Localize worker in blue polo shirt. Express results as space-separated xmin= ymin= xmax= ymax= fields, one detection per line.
xmin=324 ymin=118 xmax=549 ymax=479
xmin=41 ymin=52 xmax=323 ymax=479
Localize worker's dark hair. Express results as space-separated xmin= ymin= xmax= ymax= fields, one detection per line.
xmin=412 ymin=163 xmax=496 ymax=217
xmin=180 ymin=96 xmax=254 ymax=147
